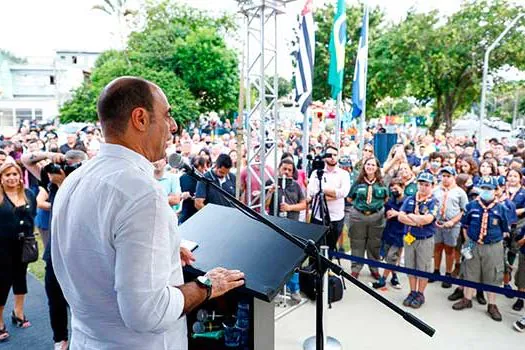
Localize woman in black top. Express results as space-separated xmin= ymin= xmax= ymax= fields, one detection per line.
xmin=0 ymin=162 xmax=37 ymax=341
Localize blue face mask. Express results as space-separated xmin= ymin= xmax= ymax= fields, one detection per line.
xmin=479 ymin=189 xmax=494 ymax=202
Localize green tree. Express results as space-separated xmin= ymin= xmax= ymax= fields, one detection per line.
xmin=372 ymin=0 xmax=525 ymax=134
xmin=60 ymin=53 xmax=198 ymax=126
xmin=0 ymin=49 xmax=27 ymax=64
xmin=127 ymin=1 xmax=238 ymax=113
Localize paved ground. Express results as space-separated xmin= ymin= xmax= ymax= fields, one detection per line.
xmin=275 ymin=259 xmax=523 ymax=350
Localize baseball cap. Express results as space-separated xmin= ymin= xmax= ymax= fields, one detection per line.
xmin=439 ymin=166 xmax=457 ymax=176
xmin=338 ymin=156 xmax=352 ymax=167
xmin=417 ymin=172 xmax=434 ymax=183
xmin=478 ymin=176 xmax=497 ymax=190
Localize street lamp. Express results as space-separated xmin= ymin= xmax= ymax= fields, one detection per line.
xmin=479 ymin=12 xmax=524 ymax=151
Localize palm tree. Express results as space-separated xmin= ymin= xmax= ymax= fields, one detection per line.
xmin=92 ymin=0 xmax=137 ymax=49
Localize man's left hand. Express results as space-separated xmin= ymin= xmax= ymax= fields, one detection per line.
xmin=280 ymin=202 xmax=291 ymax=212
xmin=180 ymin=247 xmax=196 ymax=267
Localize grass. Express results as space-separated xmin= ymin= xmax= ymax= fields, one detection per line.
xmin=28 ymin=233 xmax=46 ymax=282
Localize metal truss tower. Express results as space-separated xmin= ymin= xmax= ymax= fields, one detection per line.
xmin=237 ymin=0 xmax=295 ymax=212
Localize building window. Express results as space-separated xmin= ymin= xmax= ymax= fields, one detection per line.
xmin=60 ymin=55 xmax=66 ymax=60
xmin=15 ymin=108 xmax=33 ymax=124
xmin=72 ymin=56 xmax=78 ymax=64
xmin=50 ymin=75 xmax=56 ymax=85
xmin=0 ymin=109 xmax=14 ymax=127
xmin=35 ymin=109 xmax=43 ymax=121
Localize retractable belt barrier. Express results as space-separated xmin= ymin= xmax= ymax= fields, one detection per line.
xmin=330 ymin=251 xmax=525 ymax=299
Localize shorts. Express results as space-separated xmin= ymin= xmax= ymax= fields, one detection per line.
xmin=382 ymin=242 xmax=402 ymax=265
xmin=404 ymin=236 xmax=434 ymax=274
xmin=515 ymin=252 xmax=525 ymax=290
xmin=462 ymin=241 xmax=504 ymax=286
xmin=434 ymin=226 xmax=461 ymax=247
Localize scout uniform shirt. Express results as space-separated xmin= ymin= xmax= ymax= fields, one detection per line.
xmin=461 ymin=199 xmax=509 ymax=244
xmin=404 ymin=179 xmax=418 ymax=197
xmin=349 ymin=181 xmax=388 ymax=213
xmin=399 ymin=194 xmax=439 ymax=239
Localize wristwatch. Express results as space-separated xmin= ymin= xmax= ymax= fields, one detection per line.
xmin=195 ymin=275 xmax=213 ymax=302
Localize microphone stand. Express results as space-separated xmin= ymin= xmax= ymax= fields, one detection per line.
xmin=183 ymin=167 xmax=435 ymax=349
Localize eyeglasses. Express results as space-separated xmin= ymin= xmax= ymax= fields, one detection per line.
xmin=326 ymin=153 xmax=337 ymax=158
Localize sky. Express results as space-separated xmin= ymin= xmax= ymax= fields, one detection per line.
xmin=0 ymin=0 xmax=523 ymax=79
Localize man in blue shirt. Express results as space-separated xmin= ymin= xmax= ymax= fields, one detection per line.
xmin=398 ymin=172 xmax=438 ymax=309
xmin=453 ymin=177 xmax=508 ymax=321
xmin=195 ymin=154 xmax=236 ymax=210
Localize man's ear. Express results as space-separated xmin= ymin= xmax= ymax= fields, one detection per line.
xmin=130 ymin=107 xmax=150 ymax=132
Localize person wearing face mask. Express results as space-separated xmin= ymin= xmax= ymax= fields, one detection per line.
xmin=405 ymin=144 xmax=421 ymax=170
xmin=398 ymin=172 xmax=438 ymax=309
xmin=453 ymin=177 xmax=508 ymax=322
xmin=424 ymin=152 xmax=444 ymax=180
xmin=371 ymin=177 xmax=405 ymax=290
xmin=347 ymin=157 xmax=388 ymax=280
xmin=431 ymin=167 xmax=468 ymax=288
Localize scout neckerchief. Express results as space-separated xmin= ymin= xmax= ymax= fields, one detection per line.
xmin=477 ymin=198 xmax=497 ymax=244
xmin=506 ymin=185 xmax=522 ymax=201
xmin=364 ymin=177 xmax=376 ymax=205
xmin=414 ymin=191 xmax=432 ymax=215
xmin=439 ymin=185 xmax=452 ymax=219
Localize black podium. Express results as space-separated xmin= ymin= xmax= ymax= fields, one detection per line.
xmin=179 ymin=204 xmax=327 ymax=350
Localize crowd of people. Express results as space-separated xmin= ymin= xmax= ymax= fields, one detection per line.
xmin=1 ymin=113 xmax=525 ymax=348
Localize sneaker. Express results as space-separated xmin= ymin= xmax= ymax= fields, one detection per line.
xmin=370 ymin=271 xmax=381 ymax=281
xmin=441 ymin=273 xmax=452 ymax=288
xmin=476 ymin=290 xmax=487 ymax=305
xmin=410 ymin=292 xmax=425 ymax=309
xmin=487 ymin=304 xmax=502 ymax=322
xmin=54 ymin=340 xmax=68 ymax=350
xmin=448 ymin=287 xmax=464 ymax=301
xmin=428 ymin=270 xmax=440 ymax=283
xmin=290 ymin=292 xmax=302 ymax=303
xmin=514 ymin=316 xmax=525 ymax=332
xmin=452 ymin=298 xmax=473 ymax=310
xmin=371 ymin=277 xmax=386 ymax=289
xmin=512 ymin=299 xmax=524 ymax=311
xmin=390 ymin=274 xmax=402 ymax=289
xmin=504 ymin=284 xmax=514 ymax=298
xmin=403 ymin=291 xmax=417 ymax=307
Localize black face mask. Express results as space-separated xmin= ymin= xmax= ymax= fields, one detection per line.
xmin=391 ymin=190 xmax=401 ymax=198
xmin=205 ymin=141 xmax=211 ymax=145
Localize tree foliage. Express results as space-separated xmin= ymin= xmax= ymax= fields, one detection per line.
xmin=60 ymin=1 xmax=238 ymax=125
xmin=372 ymin=0 xmax=525 ymax=133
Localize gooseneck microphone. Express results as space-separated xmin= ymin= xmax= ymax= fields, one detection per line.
xmin=168 ymin=153 xmax=194 ymax=174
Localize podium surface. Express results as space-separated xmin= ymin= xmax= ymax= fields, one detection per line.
xmin=179 ymin=204 xmax=327 ymax=302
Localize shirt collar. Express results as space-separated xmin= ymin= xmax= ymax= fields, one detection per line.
xmin=98 ymin=143 xmax=155 ymax=175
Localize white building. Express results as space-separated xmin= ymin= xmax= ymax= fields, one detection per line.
xmin=0 ymin=50 xmax=100 ymax=135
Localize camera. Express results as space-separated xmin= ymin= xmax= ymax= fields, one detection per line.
xmin=43 ymin=162 xmax=82 ymax=176
xmin=306 ymin=154 xmax=330 ymax=172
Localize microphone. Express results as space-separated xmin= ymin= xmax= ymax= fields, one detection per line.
xmin=192 ymin=321 xmax=221 ymax=334
xmin=168 ymin=153 xmax=194 ymax=174
xmin=196 ymin=309 xmax=223 ymax=322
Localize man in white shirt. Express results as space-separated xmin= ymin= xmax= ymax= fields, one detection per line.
xmin=307 ymin=146 xmax=351 ymax=250
xmin=51 ymin=77 xmax=244 ymax=350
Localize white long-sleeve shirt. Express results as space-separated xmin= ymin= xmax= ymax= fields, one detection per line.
xmin=51 ymin=143 xmax=187 ymax=350
xmin=307 ymin=166 xmax=351 ymax=222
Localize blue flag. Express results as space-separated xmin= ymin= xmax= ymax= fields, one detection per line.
xmin=351 ymin=7 xmax=369 ymax=119
xmin=328 ymin=0 xmax=347 ymax=100
xmin=293 ymin=0 xmax=315 ymax=114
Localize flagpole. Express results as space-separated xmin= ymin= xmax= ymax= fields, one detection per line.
xmin=302 ymin=107 xmax=310 ymax=171
xmin=358 ymin=5 xmax=369 ymax=159
xmin=335 ymin=92 xmax=342 ymax=146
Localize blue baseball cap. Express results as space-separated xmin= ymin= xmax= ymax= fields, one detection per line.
xmin=478 ymin=176 xmax=497 ymax=190
xmin=439 ymin=166 xmax=457 ymax=176
xmin=338 ymin=156 xmax=353 ymax=167
xmin=417 ymin=172 xmax=434 ymax=184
